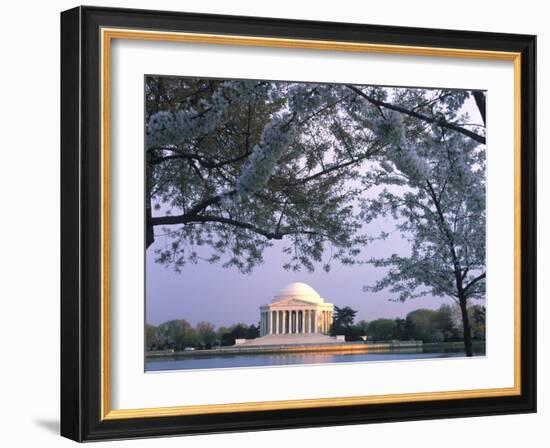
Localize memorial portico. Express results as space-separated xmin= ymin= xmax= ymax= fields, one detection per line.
xmin=259 ymin=282 xmax=334 ymax=336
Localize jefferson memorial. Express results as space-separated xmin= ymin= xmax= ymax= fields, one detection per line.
xmin=237 ymin=282 xmax=337 ymax=346
xmin=260 ymin=282 xmax=334 ymax=335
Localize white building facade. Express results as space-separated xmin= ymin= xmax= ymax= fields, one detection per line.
xmin=259 ymin=282 xmax=334 ymax=336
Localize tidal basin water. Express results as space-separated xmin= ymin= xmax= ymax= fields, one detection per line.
xmin=146 ymin=347 xmax=485 ymax=372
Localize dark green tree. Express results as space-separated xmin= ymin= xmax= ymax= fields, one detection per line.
xmin=155 ymin=319 xmax=199 ymax=350
xmin=196 ymin=321 xmax=218 ymax=348
xmin=332 ymin=306 xmax=357 ymax=328
xmin=330 ymin=306 xmax=358 ymax=339
xmin=220 ymin=323 xmax=260 ymax=346
xmin=366 ymin=318 xmax=396 ymax=341
xmin=392 ymin=318 xmax=410 ymax=341
xmin=405 ymin=306 xmax=461 ymax=343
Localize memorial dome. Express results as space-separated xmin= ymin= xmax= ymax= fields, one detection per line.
xmin=272 ymin=282 xmax=324 ymax=304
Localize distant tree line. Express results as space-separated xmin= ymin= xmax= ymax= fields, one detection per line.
xmin=330 ymin=304 xmax=485 ymax=343
xmin=146 ymin=320 xmax=260 ymax=351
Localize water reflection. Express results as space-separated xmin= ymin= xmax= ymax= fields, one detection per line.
xmin=146 ymin=346 xmax=484 ymax=372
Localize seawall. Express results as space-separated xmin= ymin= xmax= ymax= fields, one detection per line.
xmin=146 ymin=340 xmax=423 ymax=358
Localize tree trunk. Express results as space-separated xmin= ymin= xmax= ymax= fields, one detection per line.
xmin=146 ymin=196 xmax=155 ymax=249
xmin=146 ymin=152 xmax=155 ymax=249
xmin=472 ymin=91 xmax=486 ymax=126
xmin=459 ymin=295 xmax=473 ymax=357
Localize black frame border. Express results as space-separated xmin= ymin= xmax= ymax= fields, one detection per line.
xmin=60 ymin=5 xmax=536 ymax=442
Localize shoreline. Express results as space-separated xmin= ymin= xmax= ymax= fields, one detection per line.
xmin=146 ymin=340 xmax=424 ymax=358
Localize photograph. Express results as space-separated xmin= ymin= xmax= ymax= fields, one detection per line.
xmin=144 ymin=76 xmax=487 ymax=372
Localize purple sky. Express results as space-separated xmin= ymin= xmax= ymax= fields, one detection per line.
xmin=145 ymin=215 xmax=459 ymax=327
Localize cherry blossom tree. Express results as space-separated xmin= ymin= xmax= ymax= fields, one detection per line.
xmin=359 ymin=87 xmax=486 ymax=356
xmin=145 ymin=77 xmax=383 ymax=273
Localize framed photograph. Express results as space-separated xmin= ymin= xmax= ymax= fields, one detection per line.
xmin=60 ymin=6 xmax=536 ymax=441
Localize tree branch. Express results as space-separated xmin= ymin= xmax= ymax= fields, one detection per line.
xmin=346 ymin=85 xmax=486 ymax=144
xmin=149 ymin=150 xmax=251 ymax=169
xmin=472 ymin=91 xmax=486 ymax=126
xmin=185 ymin=191 xmax=233 ymax=217
xmin=463 ymin=272 xmax=486 ymax=294
xmin=150 ymin=213 xmax=320 ymax=241
xmin=287 ymin=152 xmax=373 ymax=187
